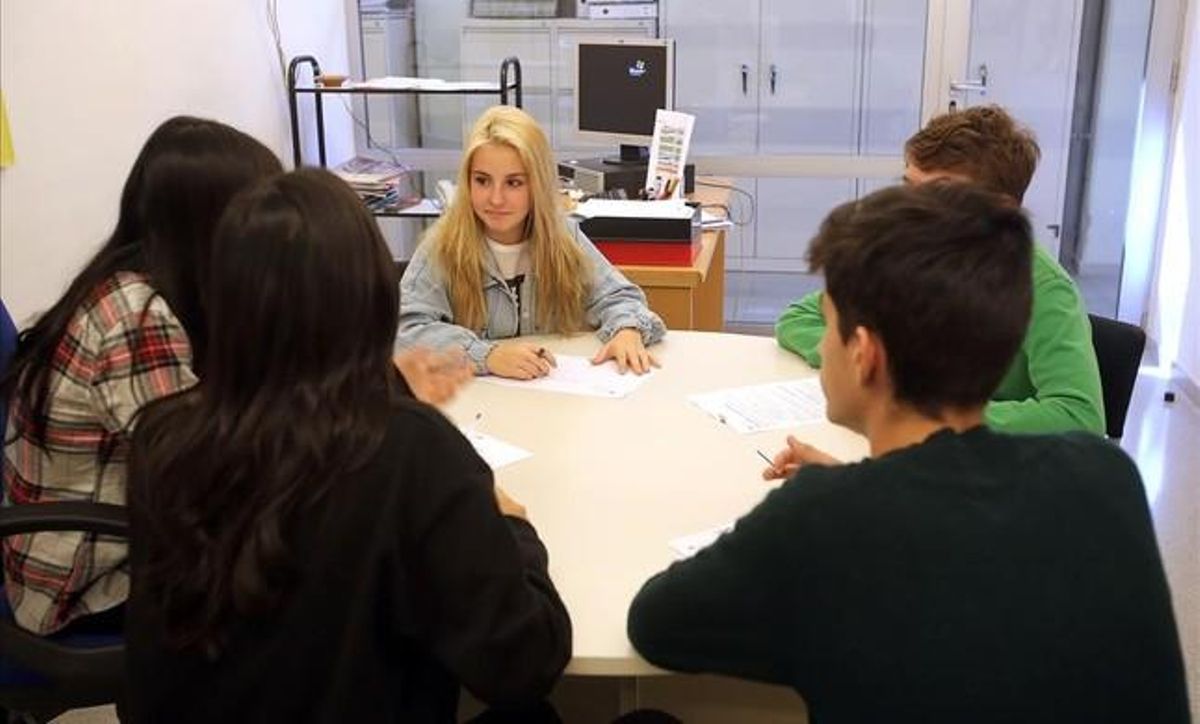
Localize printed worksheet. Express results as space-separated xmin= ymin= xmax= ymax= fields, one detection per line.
xmin=688 ymin=377 xmax=827 ymax=433
xmin=481 ymin=355 xmax=652 ymax=399
xmin=645 ymin=109 xmax=696 ymax=200
xmin=461 ymin=430 xmax=531 ymax=470
xmin=669 ymin=522 xmax=734 ymax=560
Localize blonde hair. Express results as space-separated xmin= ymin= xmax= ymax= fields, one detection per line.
xmin=425 ymin=106 xmax=589 ymax=334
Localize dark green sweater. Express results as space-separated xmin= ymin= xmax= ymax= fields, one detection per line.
xmin=628 ymin=428 xmax=1189 ymax=724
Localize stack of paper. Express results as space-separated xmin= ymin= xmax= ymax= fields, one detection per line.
xmin=350 ymin=77 xmax=499 ymax=92
xmin=481 ymin=355 xmax=652 ymax=399
xmin=332 ymin=156 xmax=421 ymax=212
xmin=669 ymin=522 xmax=734 ymax=560
xmin=689 ymin=378 xmax=827 ymax=434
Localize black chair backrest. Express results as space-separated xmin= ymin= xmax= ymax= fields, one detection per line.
xmin=1088 ymin=313 xmax=1146 ymax=439
xmin=0 ymin=502 xmax=129 ymax=717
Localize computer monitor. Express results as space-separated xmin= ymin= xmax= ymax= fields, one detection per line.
xmin=575 ymin=38 xmax=675 ymax=165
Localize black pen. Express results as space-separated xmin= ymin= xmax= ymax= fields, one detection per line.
xmin=756 ymin=449 xmax=774 ymax=466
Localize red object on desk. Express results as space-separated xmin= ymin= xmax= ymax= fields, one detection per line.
xmin=594 ymin=239 xmax=702 ymax=266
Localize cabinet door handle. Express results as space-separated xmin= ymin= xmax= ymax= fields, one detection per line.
xmin=769 ymin=64 xmax=779 ymax=95
xmin=741 ymin=64 xmax=749 ymax=95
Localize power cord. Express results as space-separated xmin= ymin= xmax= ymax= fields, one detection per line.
xmin=337 ymin=96 xmax=410 ymax=170
xmin=695 ymin=179 xmax=756 ymax=227
xmin=267 ymin=0 xmax=287 ymax=89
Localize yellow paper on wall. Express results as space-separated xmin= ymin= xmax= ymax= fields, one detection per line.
xmin=0 ymin=90 xmax=14 ymax=167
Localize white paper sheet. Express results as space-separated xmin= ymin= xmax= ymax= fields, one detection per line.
xmin=571 ymin=198 xmax=695 ymax=220
xmin=645 ymin=110 xmax=696 ymax=200
xmin=461 ymin=430 xmax=532 ymax=471
xmin=689 ymin=378 xmax=827 ymax=434
xmin=669 ymin=522 xmax=734 ymax=560
xmin=481 ymin=355 xmax=652 ymax=399
xmin=700 ymin=209 xmax=733 ymax=229
xmin=350 ymin=77 xmax=498 ymax=92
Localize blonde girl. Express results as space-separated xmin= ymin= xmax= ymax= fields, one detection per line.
xmin=398 ymin=105 xmax=665 ymax=378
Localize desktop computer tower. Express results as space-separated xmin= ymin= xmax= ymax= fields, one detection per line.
xmin=558 ymin=157 xmax=695 ymax=198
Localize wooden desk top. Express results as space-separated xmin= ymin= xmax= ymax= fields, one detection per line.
xmin=441 ymin=331 xmax=868 ymax=675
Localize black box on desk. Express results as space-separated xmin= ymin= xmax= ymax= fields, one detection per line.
xmin=558 ymin=157 xmax=695 ymax=198
xmin=579 ymin=207 xmax=699 ymax=242
xmin=580 ymin=205 xmax=702 ymax=266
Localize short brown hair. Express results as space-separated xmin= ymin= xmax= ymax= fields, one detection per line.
xmin=808 ymin=183 xmax=1033 ymax=417
xmin=904 ymin=105 xmax=1040 ymax=202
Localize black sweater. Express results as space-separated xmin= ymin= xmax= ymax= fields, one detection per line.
xmin=124 ymin=398 xmax=572 ymax=723
xmin=628 ymin=428 xmax=1190 ymax=723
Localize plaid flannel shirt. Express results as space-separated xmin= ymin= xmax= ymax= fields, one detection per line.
xmin=3 ymin=271 xmax=196 ymax=634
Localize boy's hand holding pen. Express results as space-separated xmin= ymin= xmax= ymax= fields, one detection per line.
xmin=760 ymin=435 xmax=842 ymax=480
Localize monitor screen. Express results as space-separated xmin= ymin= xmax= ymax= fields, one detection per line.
xmin=575 ymin=39 xmax=674 ymax=145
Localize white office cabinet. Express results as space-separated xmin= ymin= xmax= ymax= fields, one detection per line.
xmin=461 ymin=22 xmax=554 ymax=142
xmin=758 ymin=0 xmax=862 ymax=154
xmin=460 ymin=19 xmax=654 ymax=148
xmin=861 ymin=3 xmax=927 ymax=155
xmin=753 ymin=178 xmax=857 ymax=262
xmin=663 ymin=0 xmax=926 ymax=270
xmin=360 ymin=11 xmax=418 ymax=151
xmin=663 ymin=2 xmax=758 ymax=154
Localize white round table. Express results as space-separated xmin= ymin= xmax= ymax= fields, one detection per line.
xmin=442 ymin=330 xmax=868 ymax=676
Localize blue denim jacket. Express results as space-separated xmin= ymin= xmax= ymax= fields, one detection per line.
xmin=397 ymin=221 xmax=667 ymax=372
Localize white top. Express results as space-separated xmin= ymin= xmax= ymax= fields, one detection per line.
xmin=486 ymin=238 xmax=530 ymax=280
xmin=441 ymin=330 xmax=868 ymax=675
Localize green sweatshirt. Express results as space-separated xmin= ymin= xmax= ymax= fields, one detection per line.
xmin=774 ymin=245 xmax=1105 ymax=434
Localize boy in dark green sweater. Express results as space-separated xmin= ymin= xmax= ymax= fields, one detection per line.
xmin=628 ymin=183 xmax=1188 ymax=723
xmin=776 ymin=105 xmax=1104 ymax=434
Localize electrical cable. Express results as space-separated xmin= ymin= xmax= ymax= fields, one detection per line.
xmin=267 ymin=0 xmax=288 ymax=89
xmin=695 ymin=179 xmax=756 ymax=227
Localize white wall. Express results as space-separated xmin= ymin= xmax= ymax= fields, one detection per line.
xmin=0 ymin=0 xmax=354 ymax=324
xmin=1151 ymin=0 xmax=1200 ymax=388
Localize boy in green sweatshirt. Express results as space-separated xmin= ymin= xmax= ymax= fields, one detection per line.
xmin=628 ymin=184 xmax=1188 ymax=724
xmin=776 ymin=105 xmax=1104 ymax=434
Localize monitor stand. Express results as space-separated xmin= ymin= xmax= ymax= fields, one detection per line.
xmin=602 ymin=144 xmax=650 ymax=166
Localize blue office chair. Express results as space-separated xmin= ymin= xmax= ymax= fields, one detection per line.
xmin=0 ymin=298 xmax=16 ymax=441
xmin=0 ymin=299 xmax=128 ymax=721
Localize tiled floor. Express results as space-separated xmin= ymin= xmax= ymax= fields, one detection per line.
xmin=725 ymin=270 xmax=822 ymax=327
xmin=48 ymin=365 xmax=1200 ymax=724
xmin=1120 ymin=368 xmax=1200 ymax=722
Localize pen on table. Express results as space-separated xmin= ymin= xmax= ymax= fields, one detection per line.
xmin=467 ymin=411 xmax=483 ymax=437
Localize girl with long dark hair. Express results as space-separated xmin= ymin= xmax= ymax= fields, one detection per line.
xmin=125 ymin=168 xmax=571 ymax=722
xmin=1 ymin=116 xmax=282 ymax=634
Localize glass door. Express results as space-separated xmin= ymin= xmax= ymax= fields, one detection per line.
xmin=932 ymin=0 xmax=1085 ymax=260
